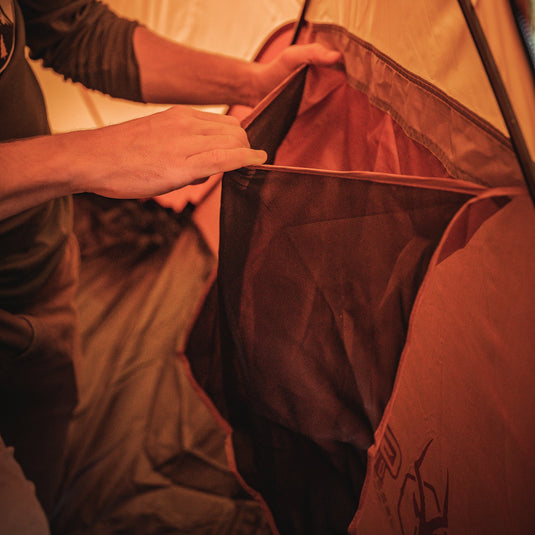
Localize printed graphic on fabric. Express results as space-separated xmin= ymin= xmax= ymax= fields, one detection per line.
xmin=372 ymin=425 xmax=403 ymax=527
xmin=374 ymin=426 xmax=402 ymax=482
xmin=0 ymin=0 xmax=14 ymax=75
xmin=397 ymin=439 xmax=449 ymax=535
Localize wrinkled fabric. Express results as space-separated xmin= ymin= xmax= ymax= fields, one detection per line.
xmin=51 ymin=196 xmax=271 ymax=535
xmin=187 ymin=65 xmax=486 ymax=535
xmin=351 ymin=192 xmax=535 ymax=535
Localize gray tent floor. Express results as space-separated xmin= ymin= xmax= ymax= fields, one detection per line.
xmin=51 ymin=195 xmax=271 ymax=535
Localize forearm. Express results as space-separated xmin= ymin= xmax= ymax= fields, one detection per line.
xmin=0 ymin=134 xmax=78 ymax=220
xmin=133 ymin=26 xmax=261 ymax=107
xmin=0 ymin=106 xmax=266 ymax=221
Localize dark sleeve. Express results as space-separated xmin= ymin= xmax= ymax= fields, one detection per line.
xmin=20 ymin=0 xmax=143 ymax=102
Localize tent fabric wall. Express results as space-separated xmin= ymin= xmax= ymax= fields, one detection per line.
xmin=304 ymin=0 xmax=535 ymax=157
xmin=183 ymin=1 xmax=535 ymax=534
xmin=352 ymin=191 xmax=535 ymax=534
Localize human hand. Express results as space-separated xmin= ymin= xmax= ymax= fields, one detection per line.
xmin=0 ymin=105 xmax=266 ymax=220
xmin=248 ymin=43 xmax=342 ymax=106
xmin=80 ymin=105 xmax=267 ymax=199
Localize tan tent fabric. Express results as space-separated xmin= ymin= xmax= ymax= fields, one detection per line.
xmin=351 ymin=191 xmax=535 ymax=534
xmin=281 ymin=34 xmax=524 ymax=186
xmin=107 ymin=0 xmax=300 ymax=61
xmin=304 ymin=0 xmax=535 ymax=158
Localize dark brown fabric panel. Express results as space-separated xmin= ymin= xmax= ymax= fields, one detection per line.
xmin=215 ymin=165 xmax=474 ymax=534
xmin=183 ymin=64 xmax=484 ymax=534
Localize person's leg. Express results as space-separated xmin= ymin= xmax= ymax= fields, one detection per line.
xmin=0 ymin=235 xmax=81 ymax=516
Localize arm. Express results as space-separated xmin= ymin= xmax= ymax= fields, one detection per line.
xmin=22 ymin=1 xmax=339 ymax=106
xmin=1 ymin=1 xmax=339 ymax=221
xmin=0 ymin=107 xmax=265 ymax=220
xmin=133 ymin=26 xmax=259 ymax=106
xmin=133 ymin=25 xmax=341 ymax=106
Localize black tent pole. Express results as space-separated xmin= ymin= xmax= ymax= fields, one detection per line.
xmin=457 ymin=0 xmax=535 ymax=205
xmin=291 ymin=0 xmax=311 ymax=44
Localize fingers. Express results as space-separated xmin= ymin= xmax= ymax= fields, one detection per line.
xmin=185 ymin=147 xmax=267 ymax=179
xmin=178 ymin=107 xmax=266 ymax=178
xmin=167 ymin=106 xmax=249 ymax=146
xmin=250 ymin=43 xmax=342 ymax=105
xmin=284 ymin=43 xmax=342 ymax=68
xmin=193 ymin=120 xmax=249 ymax=146
xmin=143 ymin=106 xmax=265 ymax=188
xmin=176 ymin=107 xmax=268 ymax=167
xmin=308 ymin=43 xmax=342 ymax=65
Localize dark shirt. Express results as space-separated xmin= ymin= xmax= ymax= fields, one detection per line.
xmin=0 ymin=0 xmax=141 ymax=309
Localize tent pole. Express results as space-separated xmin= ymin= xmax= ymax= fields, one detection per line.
xmin=457 ymin=0 xmax=535 ymax=205
xmin=291 ymin=0 xmax=311 ymax=44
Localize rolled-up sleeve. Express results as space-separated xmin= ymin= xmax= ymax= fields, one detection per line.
xmin=20 ymin=0 xmax=143 ymax=102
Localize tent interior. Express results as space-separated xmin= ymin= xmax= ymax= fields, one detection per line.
xmin=22 ymin=0 xmax=535 ymax=534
